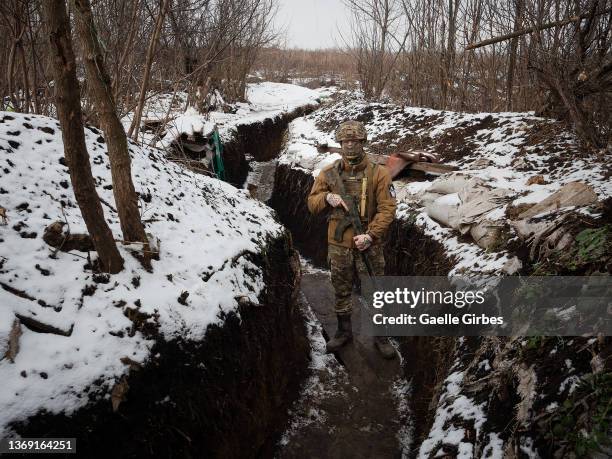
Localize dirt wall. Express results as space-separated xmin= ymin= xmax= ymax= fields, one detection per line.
xmin=12 ymin=232 xmax=309 ymax=459
xmin=269 ymin=163 xmax=329 ymax=267
xmin=223 ymin=105 xmax=317 ymax=187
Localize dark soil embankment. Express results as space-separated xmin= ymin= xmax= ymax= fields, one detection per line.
xmin=269 ymin=163 xmax=328 ymax=266
xmin=223 ymin=105 xmax=317 ymax=187
xmin=384 ymin=214 xmax=457 ymax=452
xmin=12 ymin=233 xmax=309 ymax=459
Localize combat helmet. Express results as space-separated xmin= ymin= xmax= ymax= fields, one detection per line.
xmin=335 ymin=120 xmax=367 ymax=143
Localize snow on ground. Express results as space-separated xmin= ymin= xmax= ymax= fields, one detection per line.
xmin=278 ymin=94 xmax=611 ymax=276
xmin=0 ymin=111 xmax=284 ymax=437
xmin=246 ymin=82 xmax=322 ymax=112
xmin=392 ymin=377 xmax=413 ymax=458
xmin=418 ymin=368 xmax=488 ymax=459
xmin=158 ymin=106 xmax=216 ymax=149
xmin=243 ymin=157 xmax=278 ymax=203
xmin=309 ymin=98 xmax=611 ymax=202
xmin=123 ymin=82 xmax=324 ymax=148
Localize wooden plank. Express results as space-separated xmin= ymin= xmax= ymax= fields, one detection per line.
xmin=408 ymin=161 xmax=458 ymax=174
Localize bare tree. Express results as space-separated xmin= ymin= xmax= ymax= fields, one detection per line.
xmin=343 ymin=0 xmax=410 ymax=99
xmin=506 ymin=0 xmax=524 ymax=110
xmin=42 ymin=0 xmax=124 ymax=274
xmin=127 ymin=0 xmax=170 ymax=139
xmin=72 ymin=0 xmax=152 ymax=267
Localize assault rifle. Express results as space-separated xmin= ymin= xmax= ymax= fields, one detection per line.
xmin=325 ymin=166 xmax=384 ymax=337
xmin=324 ymin=167 xmax=375 ymax=278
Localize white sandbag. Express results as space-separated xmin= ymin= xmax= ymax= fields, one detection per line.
xmin=425 ymin=202 xmax=460 ymax=228
xmin=456 ymin=186 xmax=511 ymax=234
xmin=470 ymin=219 xmax=504 ymax=250
xmin=427 ymin=173 xmax=474 ymax=195
xmin=457 ymin=178 xmax=493 ymax=203
xmin=418 ymin=191 xmax=445 ymax=208
xmin=425 ymin=194 xmax=461 ymax=228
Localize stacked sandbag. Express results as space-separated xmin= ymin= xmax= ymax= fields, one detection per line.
xmin=421 ymin=173 xmax=512 ymax=250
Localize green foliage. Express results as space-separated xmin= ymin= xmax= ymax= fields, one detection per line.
xmin=524 ymin=336 xmax=547 ymax=350
xmin=532 ymin=225 xmax=611 ymax=275
xmin=573 ymin=226 xmax=611 ymax=265
xmin=545 ymin=372 xmax=611 ymax=458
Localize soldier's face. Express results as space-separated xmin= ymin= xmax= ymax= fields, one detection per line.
xmin=341 ymin=139 xmax=364 ymax=164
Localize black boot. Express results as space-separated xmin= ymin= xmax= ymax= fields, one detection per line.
xmin=374 ymin=336 xmax=396 ymax=359
xmin=326 ymin=314 xmax=353 ymax=353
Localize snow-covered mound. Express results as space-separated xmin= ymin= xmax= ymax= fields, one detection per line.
xmin=278 ymin=95 xmax=611 ymax=275
xmin=158 ymin=106 xmax=216 ymax=149
xmin=310 ymin=98 xmax=610 ymax=202
xmin=246 ymin=82 xmax=322 ymax=112
xmin=125 ymin=82 xmax=323 ymax=148
xmin=0 ymin=111 xmax=283 ymax=436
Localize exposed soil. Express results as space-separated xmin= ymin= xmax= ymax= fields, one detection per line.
xmin=278 ymin=271 xmax=406 ymax=459
xmin=223 ymin=105 xmax=317 ymax=187
xmin=265 ymin=97 xmax=611 ymax=458
xmin=11 ymin=233 xmax=310 ymax=459
xmin=269 ymin=163 xmax=329 ymax=267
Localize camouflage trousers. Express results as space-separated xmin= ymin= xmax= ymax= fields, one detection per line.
xmin=328 ymin=243 xmax=385 ymax=316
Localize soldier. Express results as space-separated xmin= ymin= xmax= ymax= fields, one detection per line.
xmin=307 ymin=120 xmax=397 ymax=359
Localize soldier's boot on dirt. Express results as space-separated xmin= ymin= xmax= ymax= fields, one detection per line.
xmin=374 ymin=336 xmax=396 ymax=359
xmin=326 ymin=314 xmax=353 ymax=353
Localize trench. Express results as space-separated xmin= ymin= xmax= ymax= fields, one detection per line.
xmin=135 ymin=96 xmax=608 ymax=458
xmin=268 ymin=162 xmax=458 ymax=456
xmin=9 ymin=108 xmax=318 ymax=459
xmin=221 ymin=109 xmax=460 ymax=456
xmin=10 ymin=105 xmax=452 ymax=458
xmin=221 ymin=105 xmax=316 ymax=187
xmin=249 ymin=108 xmax=611 ymax=459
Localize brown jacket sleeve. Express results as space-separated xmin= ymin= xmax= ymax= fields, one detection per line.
xmin=307 ymin=170 xmax=331 ymax=215
xmin=367 ymin=166 xmax=396 ymax=240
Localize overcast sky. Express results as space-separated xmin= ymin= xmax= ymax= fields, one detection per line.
xmin=274 ymin=0 xmax=351 ymax=49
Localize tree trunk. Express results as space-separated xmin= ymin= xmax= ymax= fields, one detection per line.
xmin=112 ymin=0 xmax=141 ymax=104
xmin=506 ymin=0 xmax=524 ymax=111
xmin=127 ymin=0 xmax=169 ymax=140
xmin=445 ymin=0 xmax=459 ymax=108
xmin=41 ymin=0 xmax=124 ymax=274
xmin=72 ymin=0 xmax=151 ymax=267
xmin=553 ymin=76 xmax=603 ymax=148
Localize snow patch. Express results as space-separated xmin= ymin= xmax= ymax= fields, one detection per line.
xmin=0 ymin=110 xmax=283 ymax=436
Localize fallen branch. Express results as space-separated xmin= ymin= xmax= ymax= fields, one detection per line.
xmin=466 ymin=8 xmax=611 ymax=50
xmin=0 ymin=206 xmax=7 ymax=225
xmin=15 ymin=313 xmax=73 ymax=337
xmin=0 ymin=281 xmax=36 ymax=301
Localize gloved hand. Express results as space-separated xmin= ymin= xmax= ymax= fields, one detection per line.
xmin=326 ymin=193 xmax=349 ymax=211
xmin=353 ymin=234 xmax=373 ymax=251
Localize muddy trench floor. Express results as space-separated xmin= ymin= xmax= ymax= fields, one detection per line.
xmin=276 ymin=268 xmax=408 ymax=459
